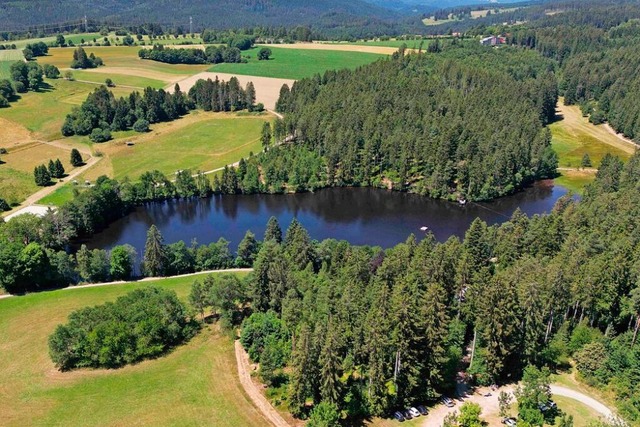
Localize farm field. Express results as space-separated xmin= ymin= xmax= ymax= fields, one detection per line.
xmin=85 ymin=111 xmax=269 ymax=181
xmin=550 ymin=100 xmax=635 ymax=191
xmin=68 ymin=69 xmax=166 ymax=89
xmin=210 ymin=46 xmax=385 ymax=80
xmin=269 ymin=42 xmax=399 ymax=55
xmin=0 ymin=272 xmax=267 ymax=427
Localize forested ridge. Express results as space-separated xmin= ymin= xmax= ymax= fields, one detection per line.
xmin=274 ymin=44 xmax=558 ymax=201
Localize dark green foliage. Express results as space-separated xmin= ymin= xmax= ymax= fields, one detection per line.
xmin=236 ymin=230 xmax=259 ymax=267
xmin=24 ymin=41 xmax=48 ymax=57
xmin=275 ymin=46 xmax=558 ymax=201
xmin=62 ymin=85 xmax=189 ymax=137
xmin=187 ymin=77 xmax=256 ymax=112
xmin=109 ymin=244 xmax=137 ymax=280
xmin=48 ymin=287 xmax=196 ymax=370
xmin=264 ymin=216 xmax=283 ymax=243
xmin=581 ymin=153 xmax=592 ymax=168
xmin=43 ymin=64 xmax=60 ymax=79
xmin=307 ymin=401 xmax=340 ymax=427
xmin=143 ymin=225 xmax=168 ymax=277
xmin=257 ymin=47 xmax=272 ymax=60
xmin=10 ymin=61 xmax=43 ymax=91
xmin=70 ymin=148 xmax=83 ymax=167
xmin=71 ymin=46 xmax=103 ymax=69
xmin=132 ymin=118 xmax=149 ymax=132
xmin=138 ymin=44 xmax=244 ymax=65
xmin=33 ymin=164 xmax=51 ymax=186
xmin=240 ymin=311 xmax=290 ymax=363
xmin=0 ymin=198 xmax=9 ymax=211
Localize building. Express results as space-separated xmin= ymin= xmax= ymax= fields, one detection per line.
xmin=480 ymin=36 xmax=506 ymax=46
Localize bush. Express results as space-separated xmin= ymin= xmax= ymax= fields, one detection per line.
xmin=14 ymin=81 xmax=26 ymax=93
xmin=133 ymin=119 xmax=150 ymax=132
xmin=43 ymin=64 xmax=60 ymax=79
xmin=0 ymin=198 xmax=10 ymax=211
xmin=89 ymin=127 xmax=112 ymax=143
xmin=48 ymin=287 xmax=197 ymax=370
xmin=0 ymin=95 xmax=8 ymax=108
xmin=240 ymin=312 xmax=290 ymax=363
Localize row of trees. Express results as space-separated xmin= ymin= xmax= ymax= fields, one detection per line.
xmin=138 ymin=44 xmax=244 ymax=65
xmin=33 ymin=159 xmax=65 ymax=186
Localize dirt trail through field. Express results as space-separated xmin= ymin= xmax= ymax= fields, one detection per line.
xmin=169 ymin=72 xmax=294 ymax=111
xmin=235 ymin=340 xmax=292 ymax=427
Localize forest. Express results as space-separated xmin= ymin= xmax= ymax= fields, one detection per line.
xmin=273 ymin=44 xmax=558 ymax=201
xmin=138 ymin=44 xmax=244 ymax=65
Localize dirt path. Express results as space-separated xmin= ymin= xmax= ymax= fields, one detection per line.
xmin=2 ymin=155 xmax=101 ymax=219
xmin=235 ymin=340 xmax=292 ymax=427
xmin=550 ymin=385 xmax=614 ymax=420
xmin=71 ymin=78 xmax=145 ymax=91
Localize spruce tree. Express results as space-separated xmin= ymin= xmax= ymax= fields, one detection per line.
xmin=48 ymin=159 xmax=56 ymax=177
xmin=264 ymin=216 xmax=283 ymax=243
xmin=70 ymin=148 xmax=83 ymax=167
xmin=54 ymin=158 xmax=65 ymax=178
xmin=143 ymin=225 xmax=168 ymax=277
xmin=236 ymin=230 xmax=259 ymax=267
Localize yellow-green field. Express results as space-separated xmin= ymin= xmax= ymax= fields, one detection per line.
xmin=84 ymin=111 xmax=270 ymax=181
xmin=67 ymin=69 xmax=166 ymax=89
xmin=0 ymin=272 xmax=267 ymax=427
xmin=552 ymin=395 xmax=601 ymax=427
xmin=551 ymin=100 xmax=635 ymax=192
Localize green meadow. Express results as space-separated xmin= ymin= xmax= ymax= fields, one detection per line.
xmin=210 ymin=46 xmax=385 ymax=79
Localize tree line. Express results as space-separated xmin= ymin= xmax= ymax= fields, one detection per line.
xmin=138 ymin=44 xmax=244 ymax=65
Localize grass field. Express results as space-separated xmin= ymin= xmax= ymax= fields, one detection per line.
xmin=0 ymin=78 xmax=134 ymax=141
xmin=0 ymin=166 xmax=39 ymax=206
xmin=352 ymin=39 xmax=430 ymax=49
xmin=37 ymin=184 xmax=80 ymax=206
xmin=91 ymin=111 xmax=269 ymax=180
xmin=37 ymin=46 xmax=209 ymax=78
xmin=0 ymin=49 xmax=24 ymax=61
xmin=553 ymin=395 xmax=601 ymax=427
xmin=550 ymin=100 xmax=635 ymax=191
xmin=9 ymin=32 xmax=203 ymax=50
xmin=0 ymin=272 xmax=267 ymax=427
xmin=68 ymin=69 xmax=166 ymax=89
xmin=0 ymin=60 xmax=14 ymax=79
xmin=210 ymin=46 xmax=385 ymax=80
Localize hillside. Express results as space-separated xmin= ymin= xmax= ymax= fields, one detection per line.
xmin=0 ymin=0 xmax=423 ymax=37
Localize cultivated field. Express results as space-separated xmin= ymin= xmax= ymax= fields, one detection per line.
xmin=0 ymin=272 xmax=269 ymax=427
xmin=210 ymin=46 xmax=385 ymax=80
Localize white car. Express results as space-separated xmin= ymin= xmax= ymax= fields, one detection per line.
xmin=441 ymin=396 xmax=455 ymax=407
xmin=408 ymin=407 xmax=421 ymax=417
xmin=502 ymin=417 xmax=517 ymax=427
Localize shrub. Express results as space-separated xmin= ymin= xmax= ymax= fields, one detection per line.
xmin=0 ymin=198 xmax=10 ymax=211
xmin=43 ymin=64 xmax=60 ymax=79
xmin=89 ymin=127 xmax=112 ymax=143
xmin=14 ymin=81 xmax=26 ymax=93
xmin=133 ymin=118 xmax=150 ymax=132
xmin=48 ymin=287 xmax=197 ymax=370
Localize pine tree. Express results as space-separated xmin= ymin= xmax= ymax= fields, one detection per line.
xmin=143 ymin=225 xmax=168 ymax=277
xmin=261 ymin=122 xmax=272 ymax=150
xmin=284 ymin=218 xmax=316 ymax=270
xmin=48 ymin=159 xmax=56 ymax=177
xmin=70 ymin=148 xmax=83 ymax=167
xmin=236 ymin=230 xmax=259 ymax=267
xmin=54 ymin=158 xmax=65 ymax=178
xmin=264 ymin=216 xmax=283 ymax=243
xmin=319 ymin=319 xmax=342 ymax=405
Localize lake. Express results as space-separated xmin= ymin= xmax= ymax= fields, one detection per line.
xmin=86 ymin=181 xmax=569 ymax=252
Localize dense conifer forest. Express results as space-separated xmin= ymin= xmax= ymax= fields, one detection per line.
xmin=273 ymin=44 xmax=558 ymax=201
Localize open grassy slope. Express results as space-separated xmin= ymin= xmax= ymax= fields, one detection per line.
xmin=84 ymin=111 xmax=270 ymax=181
xmin=551 ymin=100 xmax=635 ymax=193
xmin=0 ymin=272 xmax=265 ymax=427
xmin=210 ymin=46 xmax=385 ymax=80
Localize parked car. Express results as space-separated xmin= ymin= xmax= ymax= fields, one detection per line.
xmin=502 ymin=417 xmax=517 ymax=427
xmin=393 ymin=411 xmax=405 ymax=422
xmin=403 ymin=409 xmax=413 ymax=420
xmin=441 ymin=396 xmax=455 ymax=407
xmin=416 ymin=405 xmax=429 ymax=415
xmin=548 ymin=400 xmax=557 ymax=410
xmin=408 ymin=407 xmax=421 ymax=417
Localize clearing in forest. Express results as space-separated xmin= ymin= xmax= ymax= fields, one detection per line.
xmin=0 ymin=272 xmax=269 ymax=427
xmin=550 ymin=100 xmax=635 ymax=192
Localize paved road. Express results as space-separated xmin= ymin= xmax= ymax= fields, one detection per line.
xmin=550 ymin=384 xmax=614 ymax=419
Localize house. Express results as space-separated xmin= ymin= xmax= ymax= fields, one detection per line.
xmin=480 ymin=36 xmax=506 ymax=46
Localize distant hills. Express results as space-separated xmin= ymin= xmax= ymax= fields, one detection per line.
xmin=0 ymin=0 xmax=426 ymax=37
